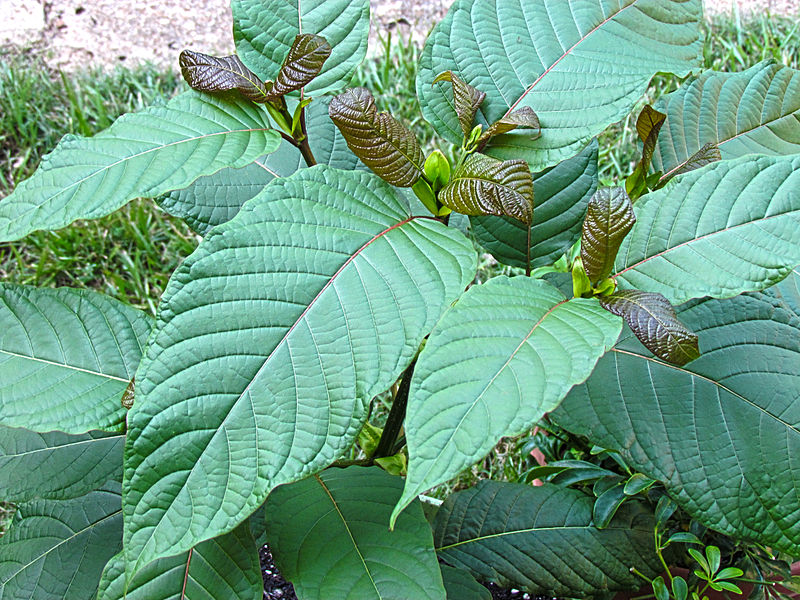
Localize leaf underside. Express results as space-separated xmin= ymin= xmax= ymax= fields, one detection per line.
xmin=434 ymin=482 xmax=662 ymax=597
xmin=418 ymin=0 xmax=703 ymax=171
xmin=395 ymin=277 xmax=621 ymax=523
xmin=439 ymin=154 xmax=533 ymax=223
xmin=581 ymin=187 xmax=636 ymax=284
xmin=0 ymin=91 xmax=281 ymax=242
xmin=653 ymin=60 xmax=800 ymax=178
xmin=266 ymin=467 xmax=446 ymax=600
xmin=553 ymin=277 xmax=800 ymax=554
xmin=329 ymin=87 xmax=425 ymax=187
xmin=232 ymin=0 xmax=370 ymax=95
xmin=471 ymin=139 xmax=598 ymax=269
xmin=0 ymin=284 xmax=152 ymax=433
xmin=614 ymin=154 xmax=800 ymax=304
xmin=121 ymin=166 xmax=476 ymax=582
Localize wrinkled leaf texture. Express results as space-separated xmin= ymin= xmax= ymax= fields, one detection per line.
xmin=121 ymin=166 xmax=477 ymax=582
xmin=581 ymin=187 xmax=636 ymax=284
xmin=418 ymin=0 xmax=703 ymax=171
xmin=614 ymin=154 xmax=800 ymax=303
xmin=553 ymin=274 xmax=800 ymax=554
xmin=394 ymin=276 xmax=621 ymax=524
xmin=433 ymin=71 xmax=487 ymax=138
xmin=654 ymin=61 xmax=800 ymax=178
xmin=266 ymin=467 xmax=446 ymax=600
xmin=232 ymin=0 xmax=369 ymax=95
xmin=0 ymin=285 xmax=152 ymax=433
xmin=471 ymin=140 xmax=598 ymax=269
xmin=269 ymin=34 xmax=332 ymax=97
xmin=179 ymin=51 xmax=270 ymax=103
xmin=158 ymin=96 xmax=362 ymax=235
xmin=0 ymin=91 xmax=281 ymax=242
xmin=434 ymin=482 xmax=662 ymax=597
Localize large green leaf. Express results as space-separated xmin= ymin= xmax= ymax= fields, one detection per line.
xmin=440 ymin=565 xmax=491 ymax=600
xmin=0 ymin=426 xmax=123 ymax=501
xmin=418 ymin=0 xmax=702 ymax=171
xmin=434 ymin=482 xmax=661 ymax=597
xmin=121 ymin=166 xmax=477 ymax=582
xmin=653 ymin=61 xmax=800 ymax=179
xmin=765 ymin=267 xmax=800 ymax=317
xmin=158 ymin=96 xmax=362 ymax=235
xmin=393 ymin=276 xmax=621 ymax=524
xmin=266 ymin=466 xmax=446 ymax=600
xmin=471 ymin=140 xmax=598 ymax=269
xmin=0 ymin=285 xmax=152 ymax=433
xmin=97 ymin=522 xmax=262 ymax=600
xmin=0 ymin=483 xmax=123 ymax=600
xmin=552 ymin=282 xmax=800 ymax=554
xmin=0 ymin=91 xmax=281 ymax=242
xmin=232 ymin=0 xmax=369 ymax=95
xmin=614 ymin=154 xmax=800 ymax=304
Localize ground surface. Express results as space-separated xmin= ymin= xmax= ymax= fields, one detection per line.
xmin=2 ymin=0 xmax=799 ymax=71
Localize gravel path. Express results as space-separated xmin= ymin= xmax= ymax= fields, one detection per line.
xmin=1 ymin=0 xmax=798 ymax=72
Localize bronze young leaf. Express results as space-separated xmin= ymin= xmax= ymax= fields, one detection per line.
xmin=268 ymin=34 xmax=332 ymax=98
xmin=329 ymin=87 xmax=425 ymax=187
xmin=581 ymin=187 xmax=636 ymax=284
xmin=433 ymin=71 xmax=486 ymax=139
xmin=179 ymin=50 xmax=270 ymax=103
xmin=439 ymin=154 xmax=533 ymax=224
xmin=481 ymin=106 xmax=541 ymax=142
xmin=662 ymin=142 xmax=722 ymax=184
xmin=626 ymin=105 xmax=666 ymax=200
xmin=599 ymin=290 xmax=700 ymax=366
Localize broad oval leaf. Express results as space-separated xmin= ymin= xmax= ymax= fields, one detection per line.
xmin=0 ymin=91 xmax=281 ymax=242
xmin=599 ymin=290 xmax=700 ymax=365
xmin=0 ymin=483 xmax=123 ymax=600
xmin=440 ymin=565 xmax=491 ymax=600
xmin=418 ymin=0 xmax=703 ymax=171
xmin=654 ymin=61 xmax=800 ymax=179
xmin=552 ymin=283 xmax=800 ymax=554
xmin=97 ymin=521 xmax=262 ymax=600
xmin=614 ymin=154 xmax=800 ymax=303
xmin=158 ymin=96 xmax=362 ymax=235
xmin=232 ymin=0 xmax=369 ymax=95
xmin=394 ymin=276 xmax=622 ymax=523
xmin=0 ymin=284 xmax=152 ymax=433
xmin=439 ymin=154 xmax=533 ymax=223
xmin=266 ymin=466 xmax=446 ymax=600
xmin=121 ymin=166 xmax=477 ymax=582
xmin=471 ymin=139 xmax=598 ymax=269
xmin=179 ymin=50 xmax=270 ymax=103
xmin=0 ymin=425 xmax=123 ymax=501
xmin=329 ymin=87 xmax=425 ymax=187
xmin=434 ymin=482 xmax=661 ymax=597
xmin=269 ymin=34 xmax=332 ymax=98
xmin=581 ymin=187 xmax=636 ymax=284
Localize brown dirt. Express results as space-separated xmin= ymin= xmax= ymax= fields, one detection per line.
xmin=2 ymin=0 xmax=797 ymax=73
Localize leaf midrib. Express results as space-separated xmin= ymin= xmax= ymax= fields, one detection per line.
xmin=436 ymin=524 xmax=618 ymax=551
xmin=0 ymin=348 xmax=129 ymax=382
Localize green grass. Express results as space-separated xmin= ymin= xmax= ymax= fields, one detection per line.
xmin=0 ymin=14 xmax=798 ymax=513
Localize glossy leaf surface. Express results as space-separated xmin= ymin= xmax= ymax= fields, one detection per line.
xmin=0 ymin=484 xmax=123 ymax=600
xmin=0 ymin=285 xmax=152 ymax=433
xmin=615 ymin=155 xmax=800 ymax=303
xmin=654 ymin=61 xmax=800 ymax=178
xmin=434 ymin=482 xmax=661 ymax=596
xmin=418 ymin=0 xmax=703 ymax=171
xmin=158 ymin=97 xmax=362 ymax=235
xmin=122 ymin=166 xmax=476 ymax=581
xmin=179 ymin=51 xmax=269 ymax=102
xmin=439 ymin=154 xmax=533 ymax=223
xmin=232 ymin=0 xmax=369 ymax=95
xmin=553 ymin=282 xmax=800 ymax=554
xmin=0 ymin=91 xmax=280 ymax=241
xmin=0 ymin=426 xmax=123 ymax=501
xmin=395 ymin=277 xmax=621 ymax=523
xmin=581 ymin=187 xmax=636 ymax=284
xmin=266 ymin=467 xmax=446 ymax=600
xmin=329 ymin=87 xmax=425 ymax=187
xmin=471 ymin=140 xmax=598 ymax=269
xmin=269 ymin=34 xmax=332 ymax=97
xmin=97 ymin=522 xmax=262 ymax=600
xmin=600 ymin=290 xmax=700 ymax=365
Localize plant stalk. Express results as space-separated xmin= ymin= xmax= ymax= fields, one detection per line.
xmin=373 ymin=361 xmax=416 ymax=459
xmin=298 ymin=106 xmax=317 ymax=167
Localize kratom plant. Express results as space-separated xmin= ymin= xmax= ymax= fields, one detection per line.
xmin=1 ymin=0 xmax=799 ymax=598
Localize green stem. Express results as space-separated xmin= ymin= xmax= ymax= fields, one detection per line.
xmin=656 ymin=531 xmax=675 ymax=584
xmin=373 ymin=361 xmax=415 ymax=459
